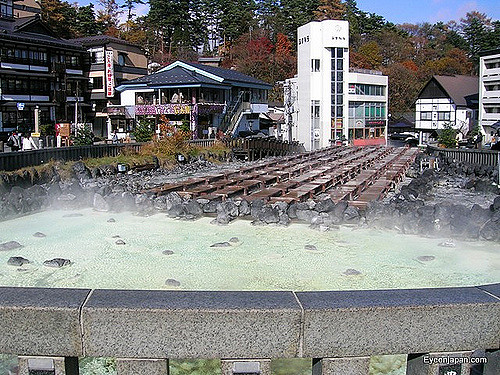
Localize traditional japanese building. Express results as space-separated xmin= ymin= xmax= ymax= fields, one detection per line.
xmin=0 ymin=6 xmax=89 ymax=136
xmin=69 ymin=35 xmax=148 ymax=139
xmin=117 ymin=60 xmax=272 ymax=138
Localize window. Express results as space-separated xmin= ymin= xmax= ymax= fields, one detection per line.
xmin=118 ymin=54 xmax=125 ymax=66
xmin=420 ymin=111 xmax=432 ymax=120
xmin=91 ymin=77 xmax=103 ymax=90
xmin=437 ymin=112 xmax=450 ymax=121
xmin=311 ymin=59 xmax=320 ymax=72
xmin=311 ymin=100 xmax=320 ymax=118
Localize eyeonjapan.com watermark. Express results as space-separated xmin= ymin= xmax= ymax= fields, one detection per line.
xmin=423 ymin=355 xmax=488 ymax=365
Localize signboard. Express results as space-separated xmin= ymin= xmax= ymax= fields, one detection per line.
xmin=313 ymin=129 xmax=320 ymax=140
xmin=16 ymin=102 xmax=25 ymax=110
xmin=349 ymin=84 xmax=355 ymax=94
xmin=56 ymin=123 xmax=70 ymax=137
xmin=366 ymin=120 xmax=385 ymax=127
xmin=105 ymin=50 xmax=115 ymax=98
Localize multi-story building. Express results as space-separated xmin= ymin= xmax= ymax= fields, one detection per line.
xmin=284 ymin=20 xmax=388 ymax=151
xmin=415 ymin=75 xmax=478 ymax=144
xmin=0 ymin=9 xmax=89 ymax=136
xmin=117 ymin=60 xmax=272 ymax=139
xmin=69 ymin=35 xmax=148 ymax=139
xmin=479 ymin=48 xmax=500 ymax=143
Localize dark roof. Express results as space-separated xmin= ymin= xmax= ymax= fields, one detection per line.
xmin=69 ymin=35 xmax=142 ymax=49
xmin=182 ymin=61 xmax=272 ymax=88
xmin=433 ymin=75 xmax=478 ymax=107
xmin=120 ymin=61 xmax=272 ymax=90
xmin=125 ymin=65 xmax=226 ymax=87
xmin=479 ymin=48 xmax=500 ymax=57
xmin=0 ymin=15 xmax=84 ymax=50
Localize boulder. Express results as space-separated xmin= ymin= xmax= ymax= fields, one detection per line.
xmin=480 ymin=220 xmax=500 ymax=241
xmin=238 ymin=200 xmax=251 ymax=216
xmin=250 ymin=199 xmax=265 ymax=218
xmin=229 ymin=237 xmax=239 ymax=243
xmin=343 ymin=205 xmax=360 ymax=223
xmin=304 ymin=244 xmax=318 ymax=252
xmin=203 ymin=200 xmax=218 ymax=214
xmin=93 ymin=193 xmax=110 ymax=212
xmin=0 ymin=241 xmax=23 ymax=251
xmin=278 ymin=213 xmax=291 ymax=226
xmin=315 ymin=198 xmax=335 ymax=213
xmin=7 ymin=257 xmax=30 ymax=266
xmin=115 ymin=239 xmax=126 ymax=245
xmin=33 ymin=232 xmax=46 ymax=238
xmin=343 ymin=269 xmax=362 ymax=276
xmin=43 ymin=258 xmax=71 ymax=268
xmin=184 ymin=200 xmax=202 ymax=217
xmin=491 ymin=196 xmax=500 ymax=212
xmin=210 ymin=242 xmax=231 ymax=248
xmin=167 ymin=203 xmax=185 ymax=218
xmin=217 ymin=201 xmax=239 ymax=218
xmin=258 ymin=206 xmax=280 ymax=224
xmin=287 ymin=203 xmax=298 ymax=219
xmin=165 ymin=279 xmax=181 ymax=287
xmin=72 ymin=161 xmax=92 ymax=181
xmin=296 ymin=209 xmax=319 ymax=223
xmin=332 ymin=201 xmax=348 ymax=219
xmin=417 ymin=256 xmax=435 ymax=262
xmin=107 ymin=218 xmax=116 ymax=223
xmin=162 ymin=250 xmax=175 ymax=255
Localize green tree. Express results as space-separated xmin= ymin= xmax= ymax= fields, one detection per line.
xmin=74 ymin=4 xmax=104 ymax=37
xmin=133 ymin=118 xmax=154 ymax=142
xmin=97 ymin=0 xmax=123 ymax=36
xmin=313 ymin=0 xmax=345 ymax=21
xmin=438 ymin=123 xmax=457 ymax=148
xmin=71 ymin=125 xmax=94 ymax=146
xmin=40 ymin=0 xmax=77 ymax=38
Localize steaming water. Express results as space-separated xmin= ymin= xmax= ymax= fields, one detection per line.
xmin=0 ymin=209 xmax=499 ymax=291
xmin=0 ymin=209 xmax=499 ymax=375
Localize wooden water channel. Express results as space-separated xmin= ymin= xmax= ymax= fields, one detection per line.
xmin=147 ymin=146 xmax=419 ymax=209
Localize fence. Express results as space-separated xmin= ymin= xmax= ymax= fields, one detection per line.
xmin=0 ymin=143 xmax=143 ymax=172
xmin=427 ymin=145 xmax=500 ymax=167
xmin=0 ymin=284 xmax=498 ymax=374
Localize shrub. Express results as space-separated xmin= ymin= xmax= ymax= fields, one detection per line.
xmin=71 ymin=124 xmax=93 ymax=146
xmin=438 ymin=123 xmax=457 ymax=148
xmin=133 ymin=118 xmax=155 ymax=142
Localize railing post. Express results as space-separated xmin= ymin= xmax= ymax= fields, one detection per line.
xmin=116 ymin=358 xmax=169 ymax=375
xmin=221 ymin=359 xmax=271 ymax=375
xmin=18 ymin=356 xmax=79 ymax=375
xmin=311 ymin=357 xmax=370 ymax=375
xmin=406 ymin=351 xmax=473 ymax=375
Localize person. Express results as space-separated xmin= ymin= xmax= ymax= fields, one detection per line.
xmin=21 ymin=133 xmax=38 ymax=151
xmin=112 ymin=130 xmax=119 ymax=144
xmin=7 ymin=131 xmax=21 ymax=152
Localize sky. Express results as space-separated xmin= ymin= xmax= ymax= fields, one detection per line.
xmin=357 ymin=0 xmax=500 ymax=24
xmin=84 ymin=0 xmax=500 ymax=26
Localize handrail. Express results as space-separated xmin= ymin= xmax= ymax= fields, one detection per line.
xmin=427 ymin=145 xmax=500 ymax=166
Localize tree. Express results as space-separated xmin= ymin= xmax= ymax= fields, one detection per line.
xmin=74 ymin=4 xmax=104 ymax=37
xmin=133 ymin=118 xmax=154 ymax=142
xmin=97 ymin=0 xmax=123 ymax=36
xmin=313 ymin=0 xmax=345 ymax=21
xmin=438 ymin=123 xmax=457 ymax=148
xmin=40 ymin=0 xmax=77 ymax=38
xmin=357 ymin=41 xmax=382 ymax=68
xmin=71 ymin=125 xmax=94 ymax=146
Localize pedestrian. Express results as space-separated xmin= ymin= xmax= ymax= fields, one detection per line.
xmin=21 ymin=133 xmax=38 ymax=151
xmin=7 ymin=131 xmax=21 ymax=152
xmin=112 ymin=130 xmax=119 ymax=144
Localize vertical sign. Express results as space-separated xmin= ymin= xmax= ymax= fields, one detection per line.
xmin=105 ymin=50 xmax=115 ymax=97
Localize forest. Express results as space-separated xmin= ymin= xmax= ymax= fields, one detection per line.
xmin=40 ymin=0 xmax=500 ymax=114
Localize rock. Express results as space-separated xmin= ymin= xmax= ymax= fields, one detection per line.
xmin=197 ymin=198 xmax=210 ymax=205
xmin=480 ymin=220 xmax=500 ymax=241
xmin=278 ymin=213 xmax=290 ymax=226
xmin=210 ymin=242 xmax=231 ymax=248
xmin=43 ymin=258 xmax=71 ymax=268
xmin=229 ymin=237 xmax=239 ymax=243
xmin=333 ymin=201 xmax=348 ymax=218
xmin=417 ymin=256 xmax=435 ymax=262
xmin=7 ymin=257 xmax=30 ymax=266
xmin=438 ymin=240 xmax=455 ymax=248
xmin=63 ymin=213 xmax=83 ymax=217
xmin=115 ymin=239 xmax=126 ymax=245
xmin=491 ymin=196 xmax=500 ymax=212
xmin=93 ymin=193 xmax=110 ymax=212
xmin=296 ymin=209 xmax=319 ymax=223
xmin=184 ymin=200 xmax=202 ymax=217
xmin=0 ymin=241 xmax=23 ymax=251
xmin=107 ymin=218 xmax=116 ymax=223
xmin=258 ymin=206 xmax=280 ymax=224
xmin=162 ymin=250 xmax=175 ymax=255
xmin=250 ymin=199 xmax=265 ymax=218
xmin=315 ymin=198 xmax=336 ymax=213
xmin=287 ymin=203 xmax=298 ymax=219
xmin=33 ymin=232 xmax=46 ymax=238
xmin=304 ymin=244 xmax=318 ymax=252
xmin=167 ymin=203 xmax=185 ymax=218
xmin=239 ymin=200 xmax=251 ymax=216
xmin=165 ymin=279 xmax=181 ymax=287
xmin=343 ymin=205 xmax=360 ymax=222
xmin=72 ymin=161 xmax=92 ymax=181
xmin=203 ymin=200 xmax=218 ymax=214
xmin=343 ymin=269 xmax=362 ymax=276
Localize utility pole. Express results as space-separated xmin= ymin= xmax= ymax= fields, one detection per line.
xmin=74 ymin=81 xmax=79 ymax=136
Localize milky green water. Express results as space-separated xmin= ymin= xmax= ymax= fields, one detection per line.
xmin=0 ymin=208 xmax=499 ymax=291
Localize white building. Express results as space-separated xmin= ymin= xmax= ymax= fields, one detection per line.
xmin=414 ymin=75 xmax=478 ymax=144
xmin=284 ymin=20 xmax=388 ymax=151
xmin=479 ymin=48 xmax=500 ymax=143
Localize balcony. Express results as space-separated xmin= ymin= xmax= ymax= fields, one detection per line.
xmin=0 ymin=284 xmax=498 ymax=374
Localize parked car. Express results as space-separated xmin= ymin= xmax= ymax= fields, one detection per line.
xmin=390 ymin=132 xmax=415 ymax=141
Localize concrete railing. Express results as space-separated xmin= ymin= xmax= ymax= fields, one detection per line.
xmin=0 ymin=284 xmax=499 ymax=374
xmin=428 ymin=145 xmax=500 ymax=167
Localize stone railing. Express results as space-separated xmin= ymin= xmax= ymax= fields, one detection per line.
xmin=0 ymin=284 xmax=499 ymax=374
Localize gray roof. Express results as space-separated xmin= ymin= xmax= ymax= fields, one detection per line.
xmin=433 ymin=75 xmax=479 ymax=107
xmin=0 ymin=15 xmax=84 ymax=50
xmin=69 ymin=35 xmax=142 ymax=49
xmin=120 ymin=61 xmax=273 ymax=90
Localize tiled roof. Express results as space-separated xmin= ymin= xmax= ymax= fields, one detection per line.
xmin=186 ymin=61 xmax=272 ymax=87
xmin=69 ymin=35 xmax=142 ymax=48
